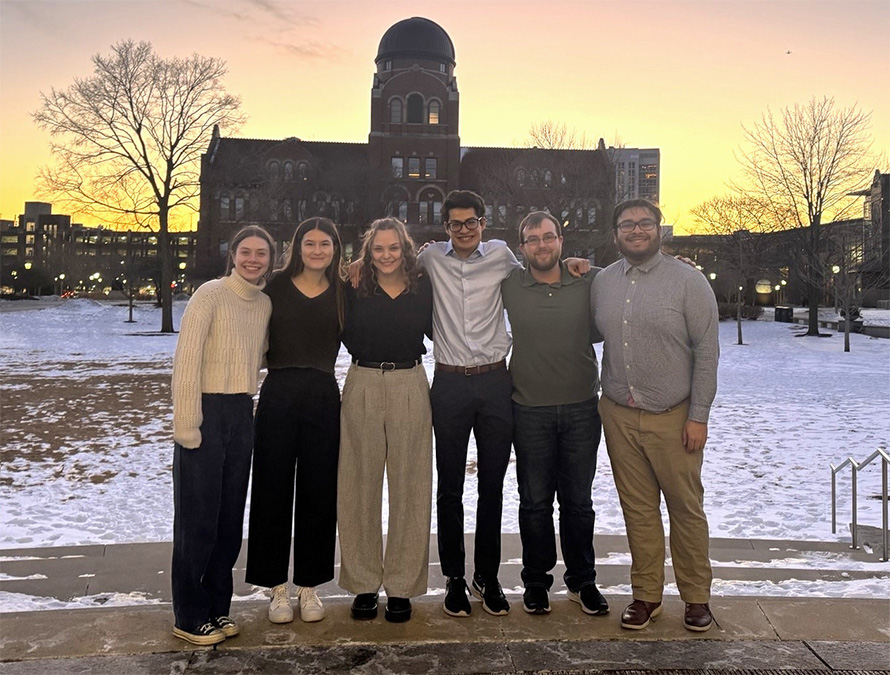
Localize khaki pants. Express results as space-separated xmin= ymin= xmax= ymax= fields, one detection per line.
xmin=337 ymin=363 xmax=433 ymax=598
xmin=598 ymin=396 xmax=711 ymax=604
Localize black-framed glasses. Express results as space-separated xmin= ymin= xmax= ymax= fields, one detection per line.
xmin=522 ymin=233 xmax=559 ymax=247
xmin=615 ymin=218 xmax=657 ymax=233
xmin=445 ymin=217 xmax=482 ymax=232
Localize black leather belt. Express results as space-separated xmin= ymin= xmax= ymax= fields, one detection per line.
xmin=435 ymin=359 xmax=507 ymax=376
xmin=352 ymin=358 xmax=421 ymax=371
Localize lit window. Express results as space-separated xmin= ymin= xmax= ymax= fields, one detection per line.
xmin=390 ymin=99 xmax=402 ymax=123
xmin=391 ymin=157 xmax=404 ymax=178
xmin=425 ymin=158 xmax=437 ymax=179
xmin=428 ymin=100 xmax=440 ymax=125
xmin=408 ymin=157 xmax=421 ymax=178
xmin=406 ymin=94 xmax=423 ymax=123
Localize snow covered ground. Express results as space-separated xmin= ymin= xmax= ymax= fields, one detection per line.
xmin=1 ymin=299 xmax=888 ymax=605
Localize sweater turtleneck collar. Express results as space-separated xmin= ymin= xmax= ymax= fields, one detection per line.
xmin=224 ymin=271 xmax=266 ymax=299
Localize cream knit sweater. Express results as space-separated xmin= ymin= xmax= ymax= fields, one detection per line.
xmin=172 ymin=272 xmax=272 ymax=448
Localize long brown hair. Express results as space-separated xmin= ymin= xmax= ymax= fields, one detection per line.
xmin=356 ymin=218 xmax=423 ymax=298
xmin=224 ymin=225 xmax=276 ymax=281
xmin=276 ymin=217 xmax=346 ymax=331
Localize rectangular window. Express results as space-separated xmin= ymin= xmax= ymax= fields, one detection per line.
xmin=220 ymin=196 xmax=230 ymax=218
xmin=419 ymin=200 xmax=430 ymax=224
xmin=235 ymin=197 xmax=245 ymax=220
xmin=498 ymin=205 xmax=507 ymax=223
xmin=433 ymin=201 xmax=442 ymax=223
xmin=269 ymin=199 xmax=278 ymax=222
xmin=408 ymin=157 xmax=421 ymax=178
xmin=391 ymin=157 xmax=403 ymax=178
xmin=398 ymin=201 xmax=407 ymax=221
xmin=425 ymin=158 xmax=437 ymax=179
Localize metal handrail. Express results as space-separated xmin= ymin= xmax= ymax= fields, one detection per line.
xmin=830 ymin=447 xmax=890 ymax=562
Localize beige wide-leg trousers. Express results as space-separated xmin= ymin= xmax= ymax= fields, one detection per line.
xmin=598 ymin=396 xmax=712 ymax=604
xmin=338 ymin=363 xmax=433 ymax=598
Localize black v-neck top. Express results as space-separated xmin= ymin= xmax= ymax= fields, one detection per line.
xmin=264 ymin=272 xmax=340 ymax=373
xmin=342 ymin=273 xmax=433 ymax=363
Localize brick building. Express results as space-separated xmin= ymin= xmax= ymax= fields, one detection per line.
xmin=197 ymin=17 xmax=634 ymax=277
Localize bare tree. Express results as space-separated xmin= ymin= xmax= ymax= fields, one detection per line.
xmin=735 ymin=96 xmax=875 ymax=337
xmin=33 ymin=40 xmax=245 ymax=332
xmin=691 ymin=195 xmax=779 ymax=344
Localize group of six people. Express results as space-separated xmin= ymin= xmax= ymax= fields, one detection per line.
xmin=170 ymin=190 xmax=719 ymax=646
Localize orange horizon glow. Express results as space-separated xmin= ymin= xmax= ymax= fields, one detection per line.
xmin=1 ymin=0 xmax=887 ymax=235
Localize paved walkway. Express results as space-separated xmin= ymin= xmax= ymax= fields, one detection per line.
xmin=1 ymin=535 xmax=888 ymax=673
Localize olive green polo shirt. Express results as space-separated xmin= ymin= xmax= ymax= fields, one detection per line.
xmin=501 ymin=263 xmax=600 ymax=407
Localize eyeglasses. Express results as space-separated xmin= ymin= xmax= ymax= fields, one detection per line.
xmin=445 ymin=217 xmax=482 ymax=232
xmin=615 ymin=219 xmax=658 ymax=233
xmin=522 ymin=233 xmax=559 ymax=247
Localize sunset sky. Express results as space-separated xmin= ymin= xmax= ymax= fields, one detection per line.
xmin=1 ymin=0 xmax=887 ymax=233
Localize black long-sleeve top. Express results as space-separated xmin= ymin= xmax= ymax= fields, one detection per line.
xmin=264 ymin=272 xmax=340 ymax=374
xmin=341 ymin=273 xmax=433 ymax=363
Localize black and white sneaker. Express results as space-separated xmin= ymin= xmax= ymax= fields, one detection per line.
xmin=172 ymin=621 xmax=226 ymax=646
xmin=443 ymin=577 xmax=471 ymax=617
xmin=471 ymin=575 xmax=510 ymax=616
xmin=522 ymin=586 xmax=551 ymax=614
xmin=568 ymin=584 xmax=609 ymax=615
xmin=212 ymin=615 xmax=240 ymax=637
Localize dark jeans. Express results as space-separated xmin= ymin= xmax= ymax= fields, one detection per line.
xmin=172 ymin=393 xmax=253 ymax=631
xmin=246 ymin=367 xmax=340 ymax=588
xmin=513 ymin=397 xmax=601 ymax=591
xmin=431 ymin=367 xmax=513 ymax=581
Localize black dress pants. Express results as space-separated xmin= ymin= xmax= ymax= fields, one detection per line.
xmin=430 ymin=368 xmax=513 ymax=581
xmin=172 ymin=393 xmax=253 ymax=631
xmin=246 ymin=367 xmax=340 ymax=588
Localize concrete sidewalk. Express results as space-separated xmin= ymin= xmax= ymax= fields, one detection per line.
xmin=1 ymin=535 xmax=888 ymax=673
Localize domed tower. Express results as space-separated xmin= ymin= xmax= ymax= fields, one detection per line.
xmin=368 ymin=17 xmax=460 ymax=233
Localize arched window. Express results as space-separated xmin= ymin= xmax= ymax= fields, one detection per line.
xmin=406 ymin=94 xmax=423 ymax=123
xmin=389 ymin=98 xmax=403 ymax=124
xmin=428 ymin=100 xmax=440 ymax=125
xmin=297 ymin=161 xmax=309 ymax=180
xmin=283 ymin=161 xmax=294 ymax=180
xmin=268 ymin=161 xmax=280 ymax=181
xmin=516 ymin=167 xmax=527 ymax=187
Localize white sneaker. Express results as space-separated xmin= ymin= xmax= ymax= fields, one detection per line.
xmin=268 ymin=583 xmax=294 ymax=624
xmin=296 ymin=585 xmax=325 ymax=622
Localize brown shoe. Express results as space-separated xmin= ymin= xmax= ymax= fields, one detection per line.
xmin=620 ymin=600 xmax=662 ymax=630
xmin=684 ymin=603 xmax=713 ymax=632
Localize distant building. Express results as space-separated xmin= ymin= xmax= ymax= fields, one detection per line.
xmin=198 ymin=17 xmax=653 ymax=276
xmin=611 ymin=147 xmax=660 ymax=203
xmin=663 ymin=172 xmax=889 ymax=308
xmin=1 ymin=202 xmax=196 ymax=296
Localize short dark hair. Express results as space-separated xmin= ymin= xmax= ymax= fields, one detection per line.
xmin=225 ymin=225 xmax=276 ymax=281
xmin=518 ymin=211 xmax=561 ymax=243
xmin=612 ymin=199 xmax=663 ymax=229
xmin=442 ymin=190 xmax=485 ymax=223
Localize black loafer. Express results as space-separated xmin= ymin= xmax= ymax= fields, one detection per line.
xmin=350 ymin=592 xmax=379 ymax=620
xmin=385 ymin=596 xmax=412 ymax=623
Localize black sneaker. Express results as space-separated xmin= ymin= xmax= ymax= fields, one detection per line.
xmin=350 ymin=593 xmax=379 ymax=620
xmin=385 ymin=596 xmax=412 ymax=623
xmin=172 ymin=621 xmax=225 ymax=646
xmin=211 ymin=615 xmax=240 ymax=637
xmin=443 ymin=577 xmax=471 ymax=617
xmin=471 ymin=575 xmax=510 ymax=616
xmin=568 ymin=584 xmax=609 ymax=615
xmin=522 ymin=586 xmax=551 ymax=615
